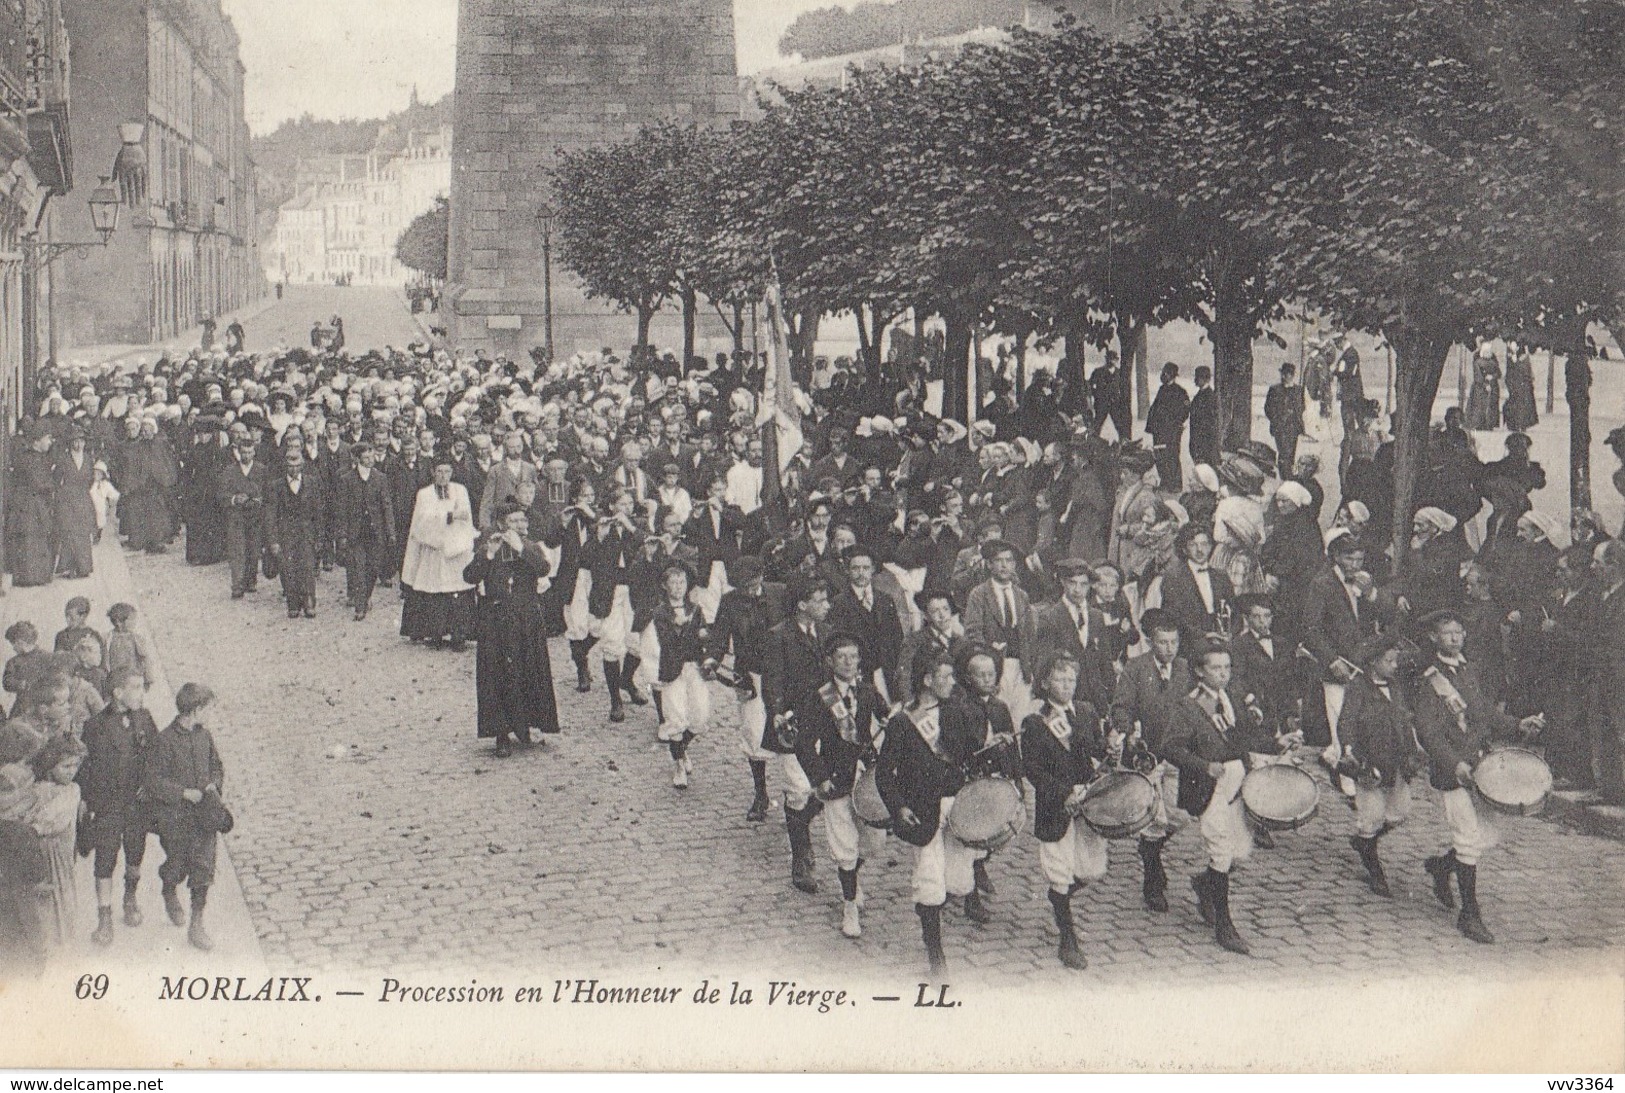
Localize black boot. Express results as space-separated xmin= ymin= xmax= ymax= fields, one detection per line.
xmin=972 ymin=857 xmax=996 ymax=896
xmin=962 ymin=891 xmax=993 ymax=924
xmin=1350 ymin=834 xmax=1391 ymax=897
xmin=162 ymin=882 xmax=186 ymax=926
xmin=123 ymin=873 xmax=143 ymax=927
xmin=569 ymin=641 xmax=592 ymax=692
xmin=188 ymin=886 xmax=213 ymax=952
xmin=1455 ymin=863 xmax=1495 ymax=944
xmin=746 ymin=761 xmax=770 ymax=822
xmin=1424 ymin=850 xmax=1458 ymax=909
xmin=604 ymin=660 xmax=626 ymax=722
xmin=1048 ymin=889 xmax=1088 ymax=969
xmin=787 ymin=806 xmax=818 ymax=894
xmin=1139 ymin=837 xmax=1170 ymax=912
xmin=916 ymin=902 xmax=948 ymax=977
xmin=1191 ymin=870 xmax=1215 ymax=926
xmin=1209 ymin=869 xmax=1251 ymax=955
xmin=622 ymin=654 xmax=648 ymax=705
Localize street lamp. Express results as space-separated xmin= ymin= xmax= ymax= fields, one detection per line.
xmin=24 ymin=175 xmax=122 ymax=271
xmin=537 ymin=202 xmax=556 ymax=364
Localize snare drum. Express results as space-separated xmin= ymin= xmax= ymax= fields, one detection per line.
xmin=1471 ymin=747 xmax=1552 ymax=816
xmin=852 ymin=768 xmax=892 ymax=830
xmin=1079 ymin=771 xmax=1157 ymax=840
xmin=1240 ymin=764 xmax=1320 ymax=832
xmin=946 ymin=777 xmax=1026 ymax=852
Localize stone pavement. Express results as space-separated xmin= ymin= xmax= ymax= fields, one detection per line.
xmin=123 ymin=541 xmax=1625 ymax=985
xmin=0 ymin=537 xmax=267 ymax=977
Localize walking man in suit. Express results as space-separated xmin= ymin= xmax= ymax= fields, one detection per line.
xmin=827 ymin=544 xmax=905 ymax=704
xmin=1264 ymin=362 xmax=1306 ymax=480
xmin=264 ymin=446 xmax=323 ymax=618
xmin=1108 ymin=609 xmax=1194 ymax=911
xmin=1022 ymin=558 xmax=1115 ymax=715
xmin=762 ymin=575 xmax=834 ymax=895
xmin=216 ymin=424 xmax=268 ymax=600
xmin=1155 ymin=525 xmax=1235 ymax=652
xmin=1145 ymin=363 xmax=1190 ymax=492
xmin=337 ymin=440 xmax=396 ymax=621
xmin=963 ymin=540 xmax=1034 ymax=724
xmin=1188 ymin=366 xmax=1220 ymax=471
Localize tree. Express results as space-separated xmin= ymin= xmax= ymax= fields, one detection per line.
xmin=1271 ymin=0 xmax=1617 ymax=560
xmin=552 ymin=129 xmax=684 ymax=349
xmin=395 ymin=196 xmax=448 ymax=282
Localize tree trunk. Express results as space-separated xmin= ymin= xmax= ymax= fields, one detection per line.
xmin=1208 ymin=305 xmax=1256 ymax=450
xmin=636 ymin=305 xmax=654 ymax=351
xmin=1545 ymin=348 xmax=1556 ymax=414
xmin=1114 ymin=311 xmax=1145 ymax=438
xmin=1133 ymin=331 xmax=1149 ymax=421
xmin=731 ymin=302 xmax=745 ymax=359
xmin=1388 ymin=328 xmax=1452 ymax=565
xmin=943 ymin=314 xmax=973 ymax=425
xmin=681 ymin=286 xmax=697 ymax=367
xmin=1563 ymin=321 xmax=1593 ymax=512
xmin=1014 ymin=334 xmax=1028 ymax=397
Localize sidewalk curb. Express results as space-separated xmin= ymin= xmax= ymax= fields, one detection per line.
xmin=0 ymin=536 xmax=269 ymax=973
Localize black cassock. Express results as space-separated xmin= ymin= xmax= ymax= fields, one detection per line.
xmin=464 ymin=541 xmax=560 ymax=742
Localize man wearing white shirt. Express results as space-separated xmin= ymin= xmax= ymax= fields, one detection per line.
xmin=725 ymin=438 xmax=765 ymax=515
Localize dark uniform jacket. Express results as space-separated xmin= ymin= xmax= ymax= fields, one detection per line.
xmin=793 ymin=676 xmax=882 ymax=801
xmin=875 ymin=701 xmax=983 ymax=847
xmin=713 ymin=584 xmax=786 ymax=678
xmin=1108 ymin=652 xmax=1192 ymax=755
xmin=1338 ymin=674 xmax=1423 ymax=787
xmin=1229 ymin=629 xmax=1294 ymax=731
xmin=1020 ymin=700 xmax=1105 ymax=843
xmin=685 ymin=502 xmax=743 ymax=576
xmin=264 ymin=474 xmax=324 ymax=555
xmin=1161 ymin=685 xmax=1273 ymax=814
xmin=1410 ymin=654 xmax=1519 ymax=791
xmin=1301 ymin=567 xmax=1377 ymax=680
xmin=761 ymin=618 xmax=828 ymax=750
xmin=587 ymin=522 xmax=639 ymax=616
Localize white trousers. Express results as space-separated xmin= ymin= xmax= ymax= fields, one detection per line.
xmin=824 ymin=793 xmax=888 ymax=872
xmin=692 ymin=560 xmax=730 ymax=625
xmin=999 ymin=656 xmax=1034 ymax=727
xmin=912 ymin=796 xmax=980 ymax=906
xmin=1138 ymin=761 xmax=1190 ymax=842
xmin=1038 ymin=818 xmax=1110 ymax=894
xmin=1354 ymin=777 xmax=1414 ymax=838
xmin=1200 ymin=759 xmax=1253 ymax=874
xmin=564 ymin=571 xmax=594 ymax=641
xmin=735 ymin=672 xmax=772 ymax=761
xmin=1441 ymin=787 xmax=1499 ymax=866
xmin=594 ymin=585 xmax=634 ymax=660
xmin=657 ymin=663 xmax=711 ymax=741
xmin=781 ymin=754 xmax=814 ymax=811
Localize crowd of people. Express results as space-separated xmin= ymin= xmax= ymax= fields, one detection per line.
xmin=2 ymin=325 xmax=1619 ymax=976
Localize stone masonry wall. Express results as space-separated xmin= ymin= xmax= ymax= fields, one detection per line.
xmin=447 ymin=0 xmax=740 ymax=358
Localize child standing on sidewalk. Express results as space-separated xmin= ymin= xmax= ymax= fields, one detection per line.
xmin=103 ymin=604 xmax=153 ymax=690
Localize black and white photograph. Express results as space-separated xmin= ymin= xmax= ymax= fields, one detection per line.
xmin=0 ymin=0 xmax=1622 ymax=1076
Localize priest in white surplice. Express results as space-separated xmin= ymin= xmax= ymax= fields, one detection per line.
xmin=400 ymin=460 xmax=478 ymax=648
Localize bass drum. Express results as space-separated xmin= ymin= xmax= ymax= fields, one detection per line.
xmin=852 ymin=768 xmax=892 ymax=830
xmin=946 ymin=777 xmax=1026 ymax=852
xmin=1240 ymin=764 xmax=1320 ymax=832
xmin=1472 ymin=747 xmax=1552 ymax=816
xmin=1079 ymin=771 xmax=1156 ymax=840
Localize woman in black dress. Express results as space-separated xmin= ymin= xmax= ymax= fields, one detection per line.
xmin=463 ymin=502 xmax=559 ymax=758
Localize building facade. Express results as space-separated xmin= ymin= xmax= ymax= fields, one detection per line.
xmin=446 ymin=0 xmax=740 ymax=358
xmin=57 ymin=0 xmax=261 ymax=350
xmin=0 ymin=0 xmax=73 ymax=573
xmin=265 ymin=124 xmax=451 ymax=287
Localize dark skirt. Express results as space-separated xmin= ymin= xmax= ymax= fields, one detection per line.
xmin=53 ymin=490 xmax=96 ymax=579
xmin=401 ymin=587 xmax=475 ymax=641
xmin=185 ymin=498 xmax=226 ymax=565
xmin=122 ymin=489 xmax=172 ymax=552
xmin=9 ymin=497 xmax=54 ymax=587
xmin=474 ymin=602 xmax=560 ymax=740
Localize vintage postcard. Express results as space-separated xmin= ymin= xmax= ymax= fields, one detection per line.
xmin=1 ymin=0 xmax=1622 ymax=1074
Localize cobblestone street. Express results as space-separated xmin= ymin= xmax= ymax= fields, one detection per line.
xmin=126 ymin=541 xmax=1625 ymax=986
